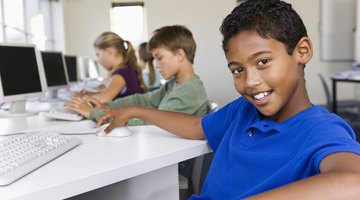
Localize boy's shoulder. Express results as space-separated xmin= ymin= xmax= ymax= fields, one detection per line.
xmin=280 ymin=105 xmax=355 ymax=139
xmin=177 ymin=75 xmax=206 ymax=91
xmin=159 ymin=75 xmax=207 ymax=101
xmin=222 ymin=100 xmax=349 ymax=131
xmin=164 ymin=75 xmax=202 ymax=86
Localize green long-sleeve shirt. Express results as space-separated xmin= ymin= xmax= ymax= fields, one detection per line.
xmin=90 ymin=75 xmax=208 ymax=126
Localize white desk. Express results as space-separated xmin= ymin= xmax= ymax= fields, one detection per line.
xmin=0 ymin=114 xmax=211 ymax=200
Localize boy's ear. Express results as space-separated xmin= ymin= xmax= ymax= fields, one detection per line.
xmin=295 ymin=36 xmax=313 ymax=65
xmin=175 ymin=48 xmax=186 ymax=62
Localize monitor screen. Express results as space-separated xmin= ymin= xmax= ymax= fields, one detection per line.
xmin=0 ymin=46 xmax=42 ymax=96
xmin=78 ymin=57 xmax=100 ymax=81
xmin=0 ymin=43 xmax=47 ymax=116
xmin=88 ymin=58 xmax=100 ymax=79
xmin=96 ymin=60 xmax=108 ymax=78
xmin=41 ymin=51 xmax=69 ymax=89
xmin=64 ymin=55 xmax=78 ymax=82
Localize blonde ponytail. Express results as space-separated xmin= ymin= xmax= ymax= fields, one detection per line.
xmin=94 ymin=32 xmax=147 ymax=92
xmin=123 ymin=40 xmax=147 ymax=92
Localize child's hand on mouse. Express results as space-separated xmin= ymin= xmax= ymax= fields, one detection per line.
xmin=96 ymin=107 xmax=132 ymax=134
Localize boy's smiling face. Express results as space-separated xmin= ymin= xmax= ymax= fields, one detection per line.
xmin=226 ymin=31 xmax=312 ymax=122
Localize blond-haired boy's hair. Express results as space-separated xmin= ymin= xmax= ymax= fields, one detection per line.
xmin=148 ymin=25 xmax=196 ymax=64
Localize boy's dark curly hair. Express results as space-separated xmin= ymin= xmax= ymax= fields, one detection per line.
xmin=220 ymin=0 xmax=307 ymax=55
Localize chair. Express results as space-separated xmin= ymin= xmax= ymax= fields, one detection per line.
xmin=179 ymin=101 xmax=218 ymax=199
xmin=206 ymin=100 xmax=219 ymax=114
xmin=317 ymin=73 xmax=359 ymax=118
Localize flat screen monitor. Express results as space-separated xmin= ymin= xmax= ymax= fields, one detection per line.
xmin=78 ymin=56 xmax=100 ymax=81
xmin=88 ymin=58 xmax=100 ymax=79
xmin=64 ymin=55 xmax=78 ymax=83
xmin=0 ymin=43 xmax=47 ymax=116
xmin=41 ymin=51 xmax=69 ymax=90
xmin=95 ymin=60 xmax=108 ymax=79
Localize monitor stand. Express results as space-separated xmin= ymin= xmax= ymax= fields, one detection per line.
xmin=45 ymin=90 xmax=60 ymax=99
xmin=0 ymin=100 xmax=37 ymax=117
xmin=40 ymin=90 xmax=65 ymax=102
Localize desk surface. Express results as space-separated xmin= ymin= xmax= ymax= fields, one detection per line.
xmin=0 ymin=117 xmax=211 ymax=199
xmin=332 ymin=70 xmax=360 ymax=81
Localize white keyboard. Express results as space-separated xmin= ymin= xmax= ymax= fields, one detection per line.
xmin=0 ymin=132 xmax=81 ymax=186
xmin=45 ymin=108 xmax=83 ymax=121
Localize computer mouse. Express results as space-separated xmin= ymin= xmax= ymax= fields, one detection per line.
xmin=95 ymin=124 xmax=132 ymax=138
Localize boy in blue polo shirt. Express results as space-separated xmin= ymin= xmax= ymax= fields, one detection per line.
xmin=97 ymin=0 xmax=360 ymax=199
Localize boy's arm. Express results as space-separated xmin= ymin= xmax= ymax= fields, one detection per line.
xmin=107 ymin=87 xmax=163 ymax=108
xmin=89 ymin=88 xmax=164 ymax=122
xmin=87 ymin=89 xmax=163 ymax=121
xmin=97 ymin=106 xmax=206 ymax=140
xmin=245 ymin=152 xmax=360 ymax=200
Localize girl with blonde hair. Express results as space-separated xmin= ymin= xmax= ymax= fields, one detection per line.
xmin=74 ymin=32 xmax=146 ymax=102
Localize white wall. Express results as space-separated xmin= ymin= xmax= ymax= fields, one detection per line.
xmin=63 ymin=0 xmax=111 ymax=57
xmin=63 ymin=0 xmax=355 ymax=107
xmin=146 ymin=0 xmax=238 ymax=107
xmin=288 ymin=0 xmax=355 ymax=106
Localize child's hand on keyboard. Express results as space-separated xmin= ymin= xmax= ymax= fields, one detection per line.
xmin=65 ymin=96 xmax=110 ymax=119
xmin=72 ymin=89 xmax=96 ymax=99
xmin=65 ymin=97 xmax=93 ymax=118
xmin=86 ymin=97 xmax=110 ymax=110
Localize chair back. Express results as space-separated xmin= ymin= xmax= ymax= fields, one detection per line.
xmin=318 ymin=73 xmax=332 ymax=111
xmin=207 ymin=100 xmax=219 ymax=114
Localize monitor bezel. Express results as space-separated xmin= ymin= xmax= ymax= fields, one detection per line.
xmin=78 ymin=56 xmax=101 ymax=81
xmin=41 ymin=50 xmax=70 ymax=90
xmin=78 ymin=56 xmax=89 ymax=81
xmin=64 ymin=54 xmax=79 ymax=83
xmin=0 ymin=43 xmax=48 ymax=104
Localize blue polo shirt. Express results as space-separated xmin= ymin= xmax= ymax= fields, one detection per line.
xmin=190 ymin=97 xmax=360 ymax=200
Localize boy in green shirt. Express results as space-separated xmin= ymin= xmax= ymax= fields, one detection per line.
xmin=66 ymin=25 xmax=208 ymax=125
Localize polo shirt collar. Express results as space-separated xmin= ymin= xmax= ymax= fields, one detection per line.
xmin=248 ymin=105 xmax=319 ymax=134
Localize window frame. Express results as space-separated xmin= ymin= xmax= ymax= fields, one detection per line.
xmin=0 ymin=0 xmax=61 ymax=51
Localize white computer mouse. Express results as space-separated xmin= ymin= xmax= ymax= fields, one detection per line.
xmin=95 ymin=124 xmax=132 ymax=138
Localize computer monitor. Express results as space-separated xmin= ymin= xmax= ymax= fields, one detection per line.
xmin=41 ymin=51 xmax=69 ymax=98
xmin=78 ymin=56 xmax=100 ymax=81
xmin=88 ymin=58 xmax=100 ymax=79
xmin=95 ymin=60 xmax=108 ymax=79
xmin=0 ymin=43 xmax=47 ymax=117
xmin=64 ymin=55 xmax=78 ymax=83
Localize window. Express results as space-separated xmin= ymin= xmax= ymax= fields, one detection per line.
xmin=0 ymin=0 xmax=60 ymax=51
xmin=110 ymin=2 xmax=145 ymax=47
xmin=3 ymin=0 xmax=26 ymax=43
